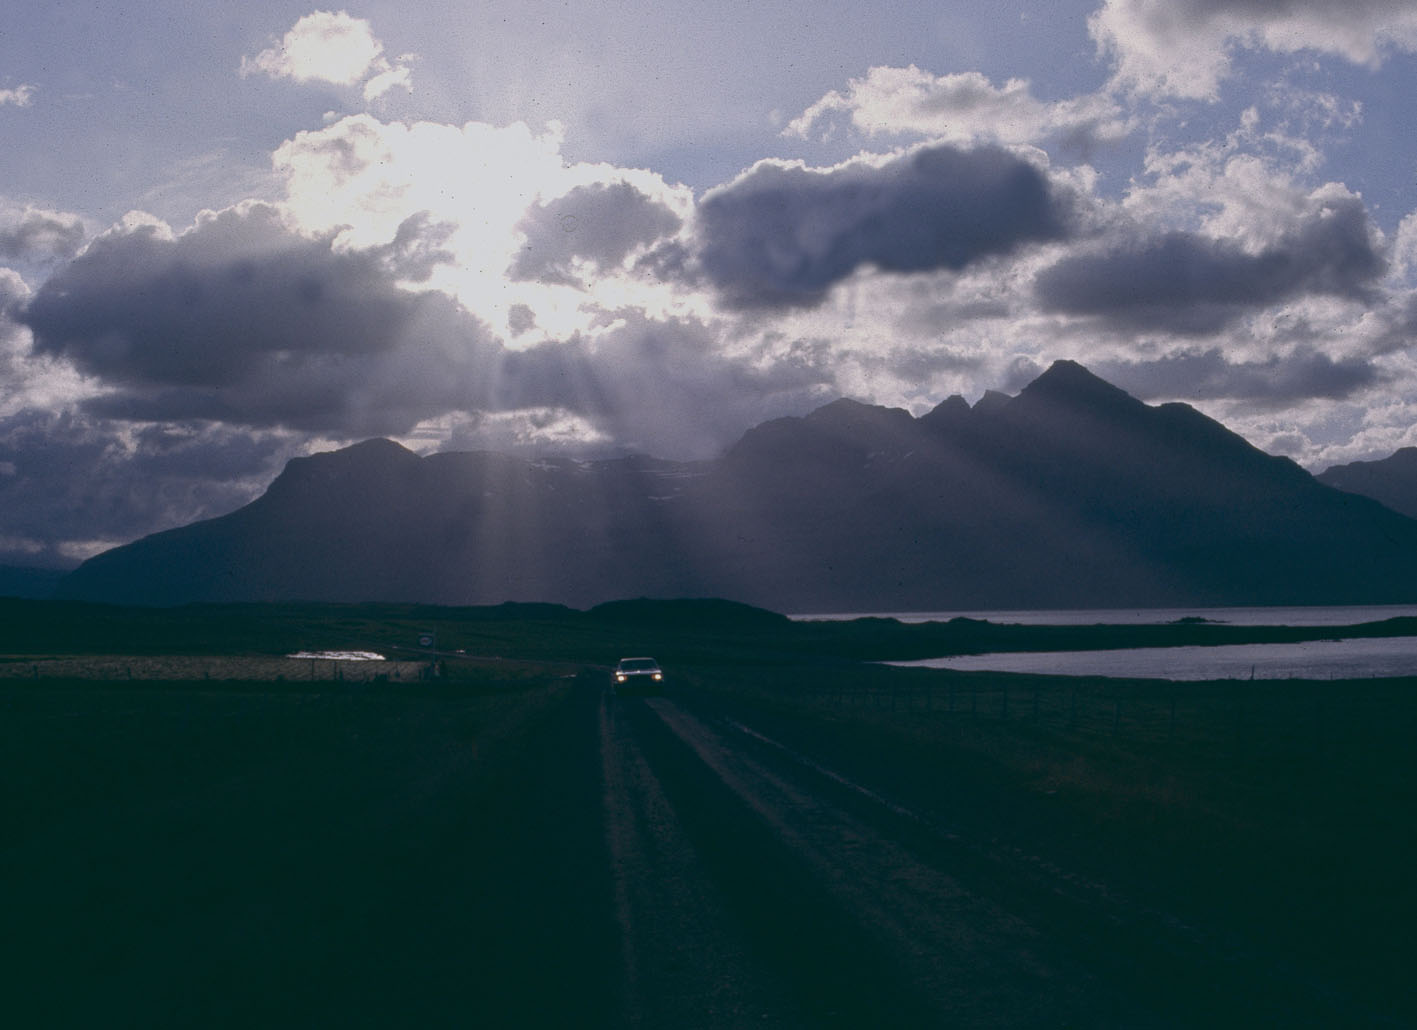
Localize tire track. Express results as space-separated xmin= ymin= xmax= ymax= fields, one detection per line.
xmin=612 ymin=693 xmax=1095 ymax=1027
xmin=599 ymin=689 xmax=814 ymax=1029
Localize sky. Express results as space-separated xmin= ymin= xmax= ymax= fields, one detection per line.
xmin=5 ymin=0 xmax=1417 ymax=566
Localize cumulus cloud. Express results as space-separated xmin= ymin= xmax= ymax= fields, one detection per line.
xmin=696 ymin=144 xmax=1074 ymax=309
xmin=17 ymin=204 xmax=507 ymax=435
xmin=0 ymin=267 xmax=31 ymax=362
xmin=512 ymin=182 xmax=683 ymax=287
xmin=0 ymin=84 xmax=35 ymax=108
xmin=1036 ymin=192 xmax=1385 ymax=333
xmin=241 ymin=10 xmax=413 ymax=99
xmin=0 ymin=205 xmax=86 ymax=263
xmin=362 ymin=62 xmax=413 ymax=102
xmin=1092 ymin=0 xmax=1417 ymax=100
xmin=787 ymin=66 xmax=1131 ymax=156
xmin=12 ymin=199 xmax=834 ymax=459
xmin=0 ymin=266 xmax=26 ymax=317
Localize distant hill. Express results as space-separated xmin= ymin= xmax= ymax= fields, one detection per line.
xmin=57 ymin=361 xmax=1417 ymax=610
xmin=1317 ymin=447 xmax=1417 ymax=520
xmin=0 ymin=564 xmax=67 ymax=600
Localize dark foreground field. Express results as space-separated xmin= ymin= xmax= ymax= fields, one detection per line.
xmin=2 ymin=599 xmax=1414 ymax=1027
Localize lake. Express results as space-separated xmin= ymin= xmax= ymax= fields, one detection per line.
xmin=792 ymin=604 xmax=1417 ymax=627
xmin=889 ymin=636 xmax=1417 ymax=681
xmin=790 ymin=605 xmax=1417 ymax=680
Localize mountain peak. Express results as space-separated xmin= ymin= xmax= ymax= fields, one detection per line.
xmin=919 ymin=394 xmax=971 ymax=429
xmin=972 ymin=390 xmax=1013 ymax=415
xmin=1026 ymin=359 xmax=1127 ymax=396
xmin=1018 ymin=360 xmax=1145 ymax=416
xmin=803 ymin=397 xmax=915 ymax=431
xmin=266 ymin=437 xmax=420 ymax=499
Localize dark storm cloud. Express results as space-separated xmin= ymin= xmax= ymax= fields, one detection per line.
xmin=696 ymin=144 xmax=1073 ymax=309
xmin=1149 ymin=0 xmax=1407 ymax=25
xmin=0 ymin=409 xmax=292 ymax=564
xmin=512 ymin=182 xmax=682 ymax=287
xmin=23 ymin=205 xmax=417 ymax=386
xmin=1035 ymin=196 xmax=1385 ymax=334
xmin=12 ymin=199 xmax=838 ymax=460
xmin=0 ymin=208 xmax=85 ymax=262
xmin=17 ymin=204 xmax=511 ymax=436
xmin=1097 ymin=347 xmax=1382 ymax=404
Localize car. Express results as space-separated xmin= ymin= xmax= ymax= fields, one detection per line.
xmin=612 ymin=657 xmax=664 ymax=694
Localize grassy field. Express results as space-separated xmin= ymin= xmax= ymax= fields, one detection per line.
xmin=2 ymin=671 xmax=619 ymax=1028
xmin=3 ymin=597 xmax=1414 ymax=1024
xmin=684 ymin=662 xmax=1417 ymax=1022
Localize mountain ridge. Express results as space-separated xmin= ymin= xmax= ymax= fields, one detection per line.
xmin=1318 ymin=447 xmax=1417 ymax=520
xmin=56 ymin=361 xmax=1417 ymax=610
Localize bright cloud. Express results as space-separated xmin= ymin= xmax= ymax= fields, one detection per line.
xmin=787 ymin=66 xmax=1131 ymax=153
xmin=240 ymin=10 xmax=412 ymax=99
xmin=1092 ymin=0 xmax=1417 ymax=100
xmin=0 ymin=84 xmax=35 ymax=108
xmin=0 ymin=203 xmax=86 ymax=263
xmin=272 ymin=111 xmax=698 ymax=340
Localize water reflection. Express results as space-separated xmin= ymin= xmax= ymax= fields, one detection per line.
xmin=890 ymin=636 xmax=1417 ymax=681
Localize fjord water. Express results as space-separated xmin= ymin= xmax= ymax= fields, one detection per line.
xmin=793 ymin=605 xmax=1417 ymax=680
xmin=793 ymin=604 xmax=1417 ymax=626
xmin=891 ymin=636 xmax=1417 ymax=681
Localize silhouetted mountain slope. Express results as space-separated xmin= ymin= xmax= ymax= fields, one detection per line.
xmin=57 ymin=362 xmax=1417 ymax=610
xmin=0 ymin=564 xmax=67 ymax=600
xmin=1318 ymin=447 xmax=1417 ymax=520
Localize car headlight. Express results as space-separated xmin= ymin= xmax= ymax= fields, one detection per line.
xmin=652 ymin=672 xmax=662 ymax=680
xmin=615 ymin=673 xmax=626 ymax=682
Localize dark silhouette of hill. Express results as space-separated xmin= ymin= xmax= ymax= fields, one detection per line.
xmin=57 ymin=361 xmax=1417 ymax=610
xmin=1317 ymin=447 xmax=1417 ymax=520
xmin=0 ymin=564 xmax=67 ymax=600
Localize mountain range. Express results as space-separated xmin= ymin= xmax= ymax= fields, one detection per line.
xmin=53 ymin=361 xmax=1417 ymax=611
xmin=1317 ymin=448 xmax=1417 ymax=521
